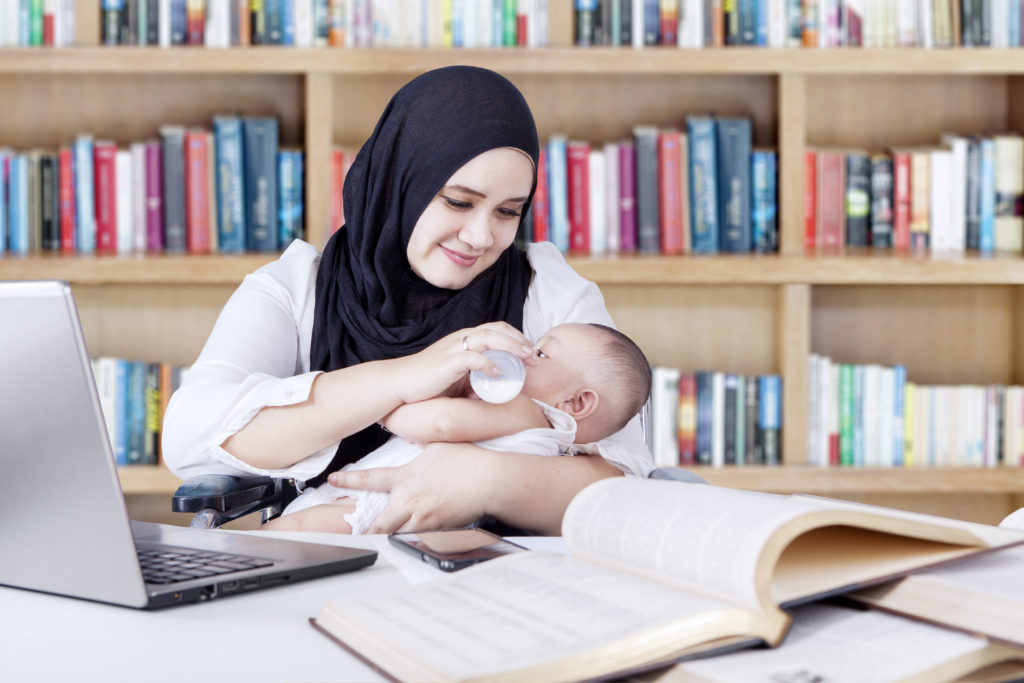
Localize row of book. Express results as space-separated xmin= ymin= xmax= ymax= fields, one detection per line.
xmin=98 ymin=0 xmax=550 ymax=48
xmin=648 ymin=368 xmax=783 ymax=468
xmin=0 ymin=116 xmax=303 ymax=255
xmin=805 ymin=134 xmax=1024 ymax=252
xmin=0 ymin=0 xmax=76 ymax=47
xmin=91 ymin=357 xmax=187 ymax=467
xmin=506 ymin=119 xmax=779 ymax=256
xmin=575 ymin=0 xmax=1024 ymax=48
xmin=808 ymin=353 xmax=1024 ymax=468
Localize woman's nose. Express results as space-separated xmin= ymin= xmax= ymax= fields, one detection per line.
xmin=458 ymin=212 xmax=495 ymax=250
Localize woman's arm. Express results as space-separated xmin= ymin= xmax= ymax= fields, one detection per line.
xmin=330 ymin=444 xmax=623 ymax=535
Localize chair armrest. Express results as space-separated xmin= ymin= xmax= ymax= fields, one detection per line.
xmin=171 ymin=474 xmax=277 ymax=513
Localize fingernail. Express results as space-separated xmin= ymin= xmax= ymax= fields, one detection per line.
xmin=520 ymin=345 xmax=533 ymax=356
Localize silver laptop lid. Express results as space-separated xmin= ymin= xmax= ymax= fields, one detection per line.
xmin=0 ymin=280 xmax=149 ymax=607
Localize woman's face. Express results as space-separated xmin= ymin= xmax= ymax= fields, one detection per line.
xmin=406 ymin=147 xmax=534 ymax=290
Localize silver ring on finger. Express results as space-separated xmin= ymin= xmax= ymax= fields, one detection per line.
xmin=462 ymin=335 xmax=470 ymax=351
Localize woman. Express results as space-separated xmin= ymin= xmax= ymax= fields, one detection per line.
xmin=162 ymin=66 xmax=653 ymax=535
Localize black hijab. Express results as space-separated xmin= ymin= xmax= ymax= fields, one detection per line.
xmin=307 ymin=66 xmax=540 ymax=483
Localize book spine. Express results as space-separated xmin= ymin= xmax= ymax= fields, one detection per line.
xmin=27 ymin=152 xmax=41 ymax=253
xmin=909 ymin=150 xmax=930 ymax=251
xmin=744 ymin=371 xmax=758 ymax=464
xmin=0 ymin=152 xmax=9 ymax=255
xmin=993 ymin=135 xmax=1024 ymax=252
xmin=633 ymin=126 xmax=660 ymax=254
xmin=144 ymin=362 xmax=161 ymax=465
xmin=566 ymin=140 xmax=591 ymax=256
xmin=965 ymin=137 xmax=981 ymax=250
xmin=575 ymin=0 xmax=597 ymax=45
xmin=618 ymin=140 xmax=637 ymax=253
xmin=844 ymin=151 xmax=871 ymax=247
xmin=802 ymin=0 xmax=819 ymax=45
xmin=660 ymin=0 xmax=677 ymax=44
xmin=734 ymin=375 xmax=746 ymax=464
xmin=130 ymin=142 xmax=147 ymax=253
xmin=143 ymin=140 xmax=163 ymax=252
xmin=711 ymin=371 xmax=725 ymax=467
xmin=677 ymin=373 xmax=697 ymax=465
xmin=114 ymin=148 xmax=133 ymax=253
xmin=39 ymin=153 xmax=59 ymax=251
xmin=869 ymin=153 xmax=893 ymax=248
xmin=184 ymin=129 xmax=211 ymax=254
xmin=621 ymin=0 xmax=632 ymax=44
xmin=657 ymin=129 xmax=684 ymax=255
xmin=160 ymin=126 xmax=187 ymax=253
xmin=758 ymin=374 xmax=781 ymax=465
xmin=277 ymin=148 xmax=304 ymax=248
xmin=213 ymin=116 xmax=246 ymax=253
xmin=102 ymin=0 xmax=124 ymax=44
xmin=686 ymin=116 xmax=718 ymax=254
xmin=979 ymin=137 xmax=996 ymax=253
xmin=716 ymin=118 xmax=752 ymax=253
xmin=804 ymin=149 xmax=816 ymax=248
xmin=695 ymin=370 xmax=713 ymax=465
xmin=587 ymin=148 xmax=606 ymax=255
xmin=818 ymin=151 xmax=845 ymax=249
xmin=892 ymin=150 xmax=911 ymax=250
xmin=723 ymin=374 xmax=738 ymax=465
xmin=242 ymin=116 xmax=279 ymax=252
xmin=93 ymin=142 xmax=118 ymax=252
xmin=73 ymin=136 xmax=94 ymax=253
xmin=547 ymin=135 xmax=569 ymax=253
xmin=892 ymin=364 xmax=906 ymax=467
xmin=723 ymin=0 xmax=739 ymax=43
xmin=751 ymin=149 xmax=778 ymax=253
xmin=146 ymin=0 xmax=159 ymax=43
xmin=839 ymin=363 xmax=853 ymax=466
xmin=737 ymin=0 xmax=756 ymax=43
xmin=643 ymin=0 xmax=659 ymax=43
xmin=531 ymin=147 xmax=550 ymax=243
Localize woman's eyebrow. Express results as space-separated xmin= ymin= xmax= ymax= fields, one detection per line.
xmin=444 ymin=184 xmax=529 ymax=203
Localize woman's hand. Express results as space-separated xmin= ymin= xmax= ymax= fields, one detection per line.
xmin=388 ymin=322 xmax=537 ymax=405
xmin=329 ymin=443 xmax=497 ymax=533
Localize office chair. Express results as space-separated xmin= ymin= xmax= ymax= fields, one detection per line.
xmin=172 ymin=400 xmax=706 ymax=529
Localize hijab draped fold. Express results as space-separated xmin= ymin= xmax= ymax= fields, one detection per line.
xmin=308 ymin=66 xmax=540 ymax=484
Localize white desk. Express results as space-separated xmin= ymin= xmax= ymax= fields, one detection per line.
xmin=2 ymin=531 xmax=449 ymax=683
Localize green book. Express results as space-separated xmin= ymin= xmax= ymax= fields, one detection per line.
xmin=839 ymin=364 xmax=854 ymax=466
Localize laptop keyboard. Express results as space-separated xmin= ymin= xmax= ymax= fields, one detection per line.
xmin=138 ymin=546 xmax=275 ymax=584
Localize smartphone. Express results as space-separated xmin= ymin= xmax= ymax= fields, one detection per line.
xmin=387 ymin=528 xmax=527 ymax=572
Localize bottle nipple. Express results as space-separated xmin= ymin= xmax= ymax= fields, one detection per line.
xmin=470 ymin=350 xmax=525 ymax=404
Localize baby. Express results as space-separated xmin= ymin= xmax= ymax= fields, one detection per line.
xmin=263 ymin=322 xmax=651 ymax=534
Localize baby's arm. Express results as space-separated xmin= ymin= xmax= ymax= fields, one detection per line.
xmin=382 ymin=394 xmax=549 ymax=445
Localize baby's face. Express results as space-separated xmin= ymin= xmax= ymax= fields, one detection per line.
xmin=522 ymin=324 xmax=597 ymax=407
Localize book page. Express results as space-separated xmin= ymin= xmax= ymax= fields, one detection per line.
xmin=652 ymin=603 xmax=1013 ymax=683
xmin=317 ymin=551 xmax=777 ymax=683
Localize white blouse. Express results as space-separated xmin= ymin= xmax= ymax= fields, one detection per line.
xmin=162 ymin=239 xmax=654 ymax=482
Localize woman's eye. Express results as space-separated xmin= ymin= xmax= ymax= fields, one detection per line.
xmin=443 ymin=196 xmax=472 ymax=210
xmin=498 ymin=207 xmax=522 ymax=218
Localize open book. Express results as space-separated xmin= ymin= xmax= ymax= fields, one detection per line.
xmin=311 ymin=478 xmax=1024 ymax=683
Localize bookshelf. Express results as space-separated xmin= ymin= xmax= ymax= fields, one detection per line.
xmin=4 ymin=4 xmax=1024 ymax=525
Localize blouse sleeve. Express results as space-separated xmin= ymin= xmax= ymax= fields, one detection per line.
xmin=161 ymin=241 xmax=339 ymax=482
xmin=523 ymin=242 xmax=655 ymax=478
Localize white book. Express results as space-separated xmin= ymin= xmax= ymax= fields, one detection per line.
xmin=808 ymin=355 xmax=821 ymax=466
xmin=131 ymin=142 xmax=147 ymax=253
xmin=159 ymin=0 xmax=172 ymax=47
xmin=294 ymin=0 xmax=314 ymax=46
xmin=588 ymin=150 xmax=606 ymax=256
xmin=205 ymin=0 xmax=227 ymax=47
xmin=863 ymin=365 xmax=879 ymax=466
xmin=115 ymin=149 xmax=133 ymax=255
xmin=916 ymin=0 xmax=933 ymax=47
xmin=651 ymin=366 xmax=681 ymax=468
xmin=929 ymin=147 xmax=953 ymax=253
xmin=426 ymin=0 xmax=443 ymax=47
xmin=879 ymin=366 xmax=894 ymax=467
xmin=896 ymin=0 xmax=916 ymax=44
xmin=767 ymin=0 xmax=786 ymax=46
xmin=2 ymin=1 xmax=18 ymax=46
xmin=603 ymin=142 xmax=620 ymax=255
xmin=940 ymin=134 xmax=967 ymax=253
xmin=533 ymin=0 xmax=547 ymax=46
xmin=632 ymin=0 xmax=644 ymax=47
xmin=992 ymin=0 xmax=1009 ymax=47
xmin=711 ymin=372 xmax=725 ymax=467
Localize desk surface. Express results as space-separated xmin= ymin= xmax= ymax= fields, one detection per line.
xmin=2 ymin=530 xmax=461 ymax=683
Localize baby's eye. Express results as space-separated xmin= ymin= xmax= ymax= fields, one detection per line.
xmin=535 ymin=349 xmax=548 ymax=359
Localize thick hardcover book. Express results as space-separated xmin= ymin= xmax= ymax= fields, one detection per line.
xmin=213 ymin=115 xmax=246 ymax=252
xmin=114 ymin=149 xmax=133 ymax=254
xmin=531 ymin=147 xmax=549 ymax=243
xmin=677 ymin=373 xmax=697 ymax=465
xmin=804 ymin=150 xmax=816 ymax=248
xmin=979 ymin=137 xmax=996 ymax=253
xmin=929 ymin=147 xmax=954 ymax=253
xmin=891 ymin=148 xmax=912 ymax=250
xmin=9 ymin=155 xmax=28 ymax=254
xmin=57 ymin=147 xmax=75 ymax=252
xmin=715 ymin=117 xmax=751 ymax=252
xmin=965 ymin=136 xmax=981 ymax=250
xmin=547 ymin=135 xmax=570 ymax=253
xmin=686 ymin=115 xmax=719 ymax=253
xmin=184 ymin=129 xmax=211 ymax=254
xmin=102 ymin=0 xmax=123 ymax=44
xmin=869 ymin=153 xmax=894 ymax=248
xmin=312 ymin=477 xmax=1024 ymax=683
xmin=660 ymin=0 xmax=678 ymax=44
xmin=695 ymin=370 xmax=713 ymax=465
xmin=92 ymin=141 xmax=118 ymax=252
xmin=170 ymin=0 xmax=187 ymax=44
xmin=816 ymin=150 xmax=845 ymax=249
xmin=26 ymin=152 xmax=41 ymax=253
xmin=144 ymin=140 xmax=163 ymax=252
xmin=941 ymin=134 xmax=968 ymax=252
xmin=566 ymin=140 xmax=591 ymax=255
xmin=643 ymin=0 xmax=659 ymax=43
xmin=657 ymin=129 xmax=684 ymax=255
xmin=74 ymin=134 xmax=96 ymax=253
xmin=39 ymin=152 xmax=59 ymax=251
xmin=737 ymin=0 xmax=756 ymax=43
xmin=909 ymin=148 xmax=931 ymax=251
xmin=588 ymin=150 xmax=606 ymax=254
xmin=992 ymin=134 xmax=1024 ymax=252
xmin=575 ymin=0 xmax=597 ymax=44
xmin=277 ymin=148 xmax=304 ymax=248
xmin=751 ymin=148 xmax=777 ymax=252
xmin=633 ymin=125 xmax=660 ymax=254
xmin=160 ymin=125 xmax=187 ymax=253
xmin=618 ymin=139 xmax=637 ymax=253
xmin=844 ymin=151 xmax=871 ymax=247
xmin=723 ymin=373 xmax=738 ymax=465
xmin=242 ymin=116 xmax=279 ymax=252
xmin=758 ymin=374 xmax=781 ymax=465
xmin=744 ymin=373 xmax=758 ymax=464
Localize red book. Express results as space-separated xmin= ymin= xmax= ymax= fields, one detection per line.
xmin=187 ymin=0 xmax=205 ymax=44
xmin=532 ymin=147 xmax=549 ymax=243
xmin=567 ymin=141 xmax=591 ymax=256
xmin=618 ymin=141 xmax=637 ymax=253
xmin=58 ymin=147 xmax=76 ymax=252
xmin=93 ymin=141 xmax=118 ymax=253
xmin=516 ymin=14 xmax=528 ymax=46
xmin=677 ymin=373 xmax=697 ymax=465
xmin=660 ymin=2 xmax=678 ymax=44
xmin=145 ymin=141 xmax=164 ymax=252
xmin=817 ymin=150 xmax=845 ymax=249
xmin=891 ymin=150 xmax=912 ymax=250
xmin=829 ymin=433 xmax=840 ymax=466
xmin=804 ymin=150 xmax=817 ymax=249
xmin=43 ymin=12 xmax=54 ymax=45
xmin=185 ymin=129 xmax=211 ymax=254
xmin=658 ymin=129 xmax=684 ymax=255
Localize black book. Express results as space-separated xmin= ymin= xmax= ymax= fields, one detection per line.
xmin=724 ymin=0 xmax=740 ymax=44
xmin=102 ymin=3 xmax=121 ymax=45
xmin=620 ymin=0 xmax=632 ymax=45
xmin=744 ymin=375 xmax=758 ymax=464
xmin=633 ymin=125 xmax=660 ymax=254
xmin=39 ymin=153 xmax=60 ymax=252
xmin=695 ymin=371 xmax=713 ymax=466
xmin=845 ymin=152 xmax=871 ymax=247
xmin=576 ymin=1 xmax=597 ymax=45
xmin=716 ymin=117 xmax=752 ymax=252
xmin=251 ymin=0 xmax=267 ymax=44
xmin=266 ymin=0 xmax=284 ymax=44
xmin=160 ymin=125 xmax=187 ymax=253
xmin=966 ymin=137 xmax=981 ymax=250
xmin=869 ymin=153 xmax=893 ymax=248
xmin=243 ymin=117 xmax=280 ymax=252
xmin=146 ymin=0 xmax=160 ymax=44
xmin=723 ymin=374 xmax=738 ymax=465
xmin=123 ymin=0 xmax=137 ymax=45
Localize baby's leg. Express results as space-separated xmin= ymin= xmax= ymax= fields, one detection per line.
xmin=261 ymin=498 xmax=357 ymax=534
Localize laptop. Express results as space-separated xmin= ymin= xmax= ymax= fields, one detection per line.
xmin=0 ymin=280 xmax=376 ymax=609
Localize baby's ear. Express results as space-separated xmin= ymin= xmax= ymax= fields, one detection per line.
xmin=562 ymin=388 xmax=599 ymax=421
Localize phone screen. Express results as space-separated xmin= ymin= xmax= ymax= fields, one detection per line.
xmin=388 ymin=529 xmax=526 ymax=571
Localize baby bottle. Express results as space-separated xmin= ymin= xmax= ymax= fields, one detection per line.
xmin=470 ymin=350 xmax=525 ymax=404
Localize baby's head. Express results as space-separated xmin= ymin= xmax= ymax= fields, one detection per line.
xmin=523 ymin=323 xmax=651 ymax=444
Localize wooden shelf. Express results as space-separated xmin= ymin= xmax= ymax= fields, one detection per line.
xmin=693 ymin=466 xmax=1024 ymax=494
xmin=0 ymin=253 xmax=277 ymax=284
xmin=7 ymin=47 xmax=1024 ymax=76
xmin=118 ymin=465 xmax=182 ymax=495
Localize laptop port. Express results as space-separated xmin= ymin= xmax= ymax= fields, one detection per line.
xmin=260 ymin=574 xmax=290 ymax=587
xmin=221 ymin=580 xmax=239 ymax=593
xmin=242 ymin=579 xmax=259 ymax=590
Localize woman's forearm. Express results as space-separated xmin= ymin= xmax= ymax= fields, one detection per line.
xmin=221 ymin=359 xmax=402 ymax=469
xmin=484 ymin=452 xmax=624 ymax=535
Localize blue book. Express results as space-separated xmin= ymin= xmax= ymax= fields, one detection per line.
xmin=128 ymin=360 xmax=147 ymax=465
xmin=213 ymin=116 xmax=246 ymax=253
xmin=737 ymin=0 xmax=757 ymax=44
xmin=266 ymin=0 xmax=284 ymax=44
xmin=754 ymin=0 xmax=768 ymax=44
xmin=114 ymin=359 xmax=130 ymax=466
xmin=643 ymin=0 xmax=659 ymax=44
xmin=547 ymin=135 xmax=570 ymax=253
xmin=493 ymin=0 xmax=504 ymax=46
xmin=979 ymin=138 xmax=996 ymax=253
xmin=757 ymin=375 xmax=781 ymax=466
xmin=751 ymin=149 xmax=778 ymax=253
xmin=686 ymin=116 xmax=719 ymax=254
xmin=695 ymin=371 xmax=714 ymax=465
xmin=277 ymin=149 xmax=305 ymax=248
xmin=170 ymin=0 xmax=186 ymax=44
xmin=716 ymin=117 xmax=752 ymax=253
xmin=0 ymin=149 xmax=7 ymax=254
xmin=786 ymin=0 xmax=802 ymax=44
xmin=9 ymin=155 xmax=28 ymax=254
xmin=452 ymin=0 xmax=464 ymax=47
xmin=281 ymin=0 xmax=295 ymax=44
xmin=74 ymin=135 xmax=96 ymax=253
xmin=892 ymin=365 xmax=906 ymax=467
xmin=1012 ymin=0 xmax=1022 ymax=46
xmin=243 ymin=117 xmax=279 ymax=252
